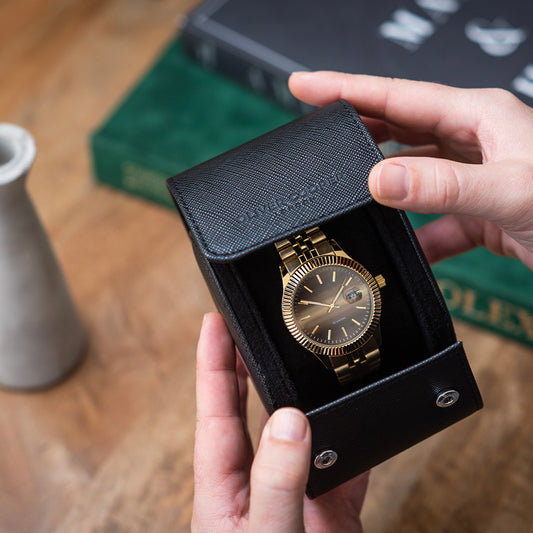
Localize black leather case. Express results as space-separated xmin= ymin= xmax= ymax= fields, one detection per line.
xmin=167 ymin=100 xmax=483 ymax=498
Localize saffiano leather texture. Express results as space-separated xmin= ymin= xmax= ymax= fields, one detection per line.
xmin=167 ymin=100 xmax=483 ymax=497
xmin=168 ymin=100 xmax=379 ymax=260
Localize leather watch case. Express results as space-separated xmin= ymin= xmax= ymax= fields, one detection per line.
xmin=166 ymin=100 xmax=483 ymax=498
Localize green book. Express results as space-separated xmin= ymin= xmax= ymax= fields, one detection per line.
xmin=408 ymin=214 xmax=533 ymax=348
xmin=90 ymin=37 xmax=533 ymax=348
xmin=90 ymin=37 xmax=297 ymax=208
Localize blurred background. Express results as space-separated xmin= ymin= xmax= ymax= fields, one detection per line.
xmin=1 ymin=0 xmax=533 ymax=531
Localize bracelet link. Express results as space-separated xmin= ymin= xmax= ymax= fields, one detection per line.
xmin=333 ymin=348 xmax=381 ymax=385
xmin=275 ymin=227 xmax=334 ymax=274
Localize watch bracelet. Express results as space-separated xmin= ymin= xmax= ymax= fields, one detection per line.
xmin=275 ymin=226 xmax=335 ymax=275
xmin=333 ymin=347 xmax=381 ymax=385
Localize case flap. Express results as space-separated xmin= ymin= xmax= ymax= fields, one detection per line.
xmin=305 ymin=341 xmax=483 ymax=498
xmin=167 ymin=100 xmax=382 ymax=261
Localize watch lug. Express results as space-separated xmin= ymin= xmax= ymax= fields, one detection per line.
xmin=330 ymin=239 xmax=342 ymax=253
xmin=279 ymin=265 xmax=290 ymax=288
xmin=333 ymin=249 xmax=352 ymax=260
xmin=354 ymin=331 xmax=381 ymax=355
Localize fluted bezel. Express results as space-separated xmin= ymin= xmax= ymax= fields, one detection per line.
xmin=281 ymin=254 xmax=382 ymax=358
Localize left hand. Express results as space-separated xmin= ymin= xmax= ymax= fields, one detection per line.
xmin=192 ymin=312 xmax=369 ymax=532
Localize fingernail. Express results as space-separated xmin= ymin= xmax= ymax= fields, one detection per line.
xmin=290 ymin=71 xmax=313 ymax=79
xmin=270 ymin=409 xmax=308 ymax=442
xmin=376 ymin=163 xmax=409 ymax=201
xmin=202 ymin=313 xmax=209 ymax=325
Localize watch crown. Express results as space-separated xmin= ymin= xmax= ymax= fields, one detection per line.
xmin=375 ymin=274 xmax=386 ymax=289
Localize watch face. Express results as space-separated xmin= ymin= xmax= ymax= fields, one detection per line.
xmin=282 ymin=255 xmax=381 ymax=357
xmin=293 ymin=264 xmax=373 ymax=347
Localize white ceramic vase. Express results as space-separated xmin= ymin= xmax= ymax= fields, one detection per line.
xmin=0 ymin=123 xmax=85 ymax=390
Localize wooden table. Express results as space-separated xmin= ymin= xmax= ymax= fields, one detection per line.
xmin=1 ymin=1 xmax=533 ymax=531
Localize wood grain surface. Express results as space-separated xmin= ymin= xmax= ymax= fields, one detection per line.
xmin=1 ymin=1 xmax=533 ymax=532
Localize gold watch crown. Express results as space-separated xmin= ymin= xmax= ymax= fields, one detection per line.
xmin=375 ymin=274 xmax=386 ymax=289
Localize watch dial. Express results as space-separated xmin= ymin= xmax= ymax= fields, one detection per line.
xmin=292 ymin=264 xmax=374 ymax=347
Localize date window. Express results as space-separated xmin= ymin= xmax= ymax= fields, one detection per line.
xmin=345 ymin=289 xmax=362 ymax=303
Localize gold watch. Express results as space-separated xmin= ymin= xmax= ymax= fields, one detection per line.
xmin=275 ymin=226 xmax=386 ymax=385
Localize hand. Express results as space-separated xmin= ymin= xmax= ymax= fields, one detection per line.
xmin=289 ymin=72 xmax=533 ymax=270
xmin=192 ymin=312 xmax=368 ymax=532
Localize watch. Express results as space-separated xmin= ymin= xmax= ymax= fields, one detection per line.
xmin=275 ymin=226 xmax=386 ymax=385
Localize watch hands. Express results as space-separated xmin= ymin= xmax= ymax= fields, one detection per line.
xmin=299 ymin=300 xmax=340 ymax=309
xmin=328 ymin=282 xmax=346 ymax=313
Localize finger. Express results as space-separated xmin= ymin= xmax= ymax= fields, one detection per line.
xmin=289 ymin=72 xmax=479 ymax=140
xmin=291 ymin=72 xmax=533 ymax=161
xmin=195 ymin=313 xmax=252 ymax=500
xmin=303 ymin=471 xmax=370 ymax=530
xmin=415 ymin=214 xmax=479 ymax=264
xmin=196 ymin=312 xmax=241 ymax=420
xmin=417 ymin=215 xmax=533 ymax=269
xmin=368 ymin=157 xmax=533 ymax=226
xmin=386 ymin=144 xmax=442 ymax=158
xmin=367 ymin=124 xmax=478 ymax=163
xmin=260 ymin=409 xmax=269 ymax=433
xmin=248 ymin=408 xmax=311 ymax=533
xmin=390 ymin=144 xmax=479 ymax=164
xmin=361 ymin=116 xmax=437 ymax=146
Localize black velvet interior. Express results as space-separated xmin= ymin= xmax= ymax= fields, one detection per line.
xmin=210 ymin=202 xmax=457 ymax=413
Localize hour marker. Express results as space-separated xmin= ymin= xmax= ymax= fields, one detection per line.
xmin=301 ymin=315 xmax=311 ymax=321
xmin=327 ymin=329 xmax=332 ymax=341
xmin=332 ymin=271 xmax=336 ymax=282
xmin=356 ymin=306 xmax=367 ymax=309
xmin=304 ymin=285 xmax=313 ymax=293
xmin=342 ymin=327 xmax=347 ymax=337
xmin=345 ymin=276 xmax=353 ymax=286
xmin=312 ymin=325 xmax=319 ymax=335
xmin=316 ymin=274 xmax=323 ymax=284
xmin=352 ymin=318 xmax=361 ymax=326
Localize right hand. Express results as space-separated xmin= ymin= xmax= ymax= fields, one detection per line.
xmin=289 ymin=72 xmax=533 ymax=270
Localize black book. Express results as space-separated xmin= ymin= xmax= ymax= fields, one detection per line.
xmin=182 ymin=0 xmax=533 ymax=112
xmin=181 ymin=0 xmax=533 ymax=351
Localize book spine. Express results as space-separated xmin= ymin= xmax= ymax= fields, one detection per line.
xmin=181 ymin=26 xmax=311 ymax=114
xmin=90 ymin=133 xmax=175 ymax=209
xmin=436 ymin=276 xmax=533 ymax=348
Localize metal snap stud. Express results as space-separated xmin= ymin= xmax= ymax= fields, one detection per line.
xmin=436 ymin=389 xmax=460 ymax=408
xmin=314 ymin=450 xmax=338 ymax=469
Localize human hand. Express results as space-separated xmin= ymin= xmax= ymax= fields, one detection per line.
xmin=192 ymin=312 xmax=368 ymax=532
xmin=289 ymin=72 xmax=533 ymax=270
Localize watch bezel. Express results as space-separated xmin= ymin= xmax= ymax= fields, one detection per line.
xmin=281 ymin=254 xmax=382 ymax=358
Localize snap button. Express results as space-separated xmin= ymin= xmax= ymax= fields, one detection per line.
xmin=436 ymin=389 xmax=460 ymax=408
xmin=314 ymin=450 xmax=338 ymax=469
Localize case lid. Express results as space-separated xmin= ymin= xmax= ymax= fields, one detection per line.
xmin=167 ymin=100 xmax=383 ymax=261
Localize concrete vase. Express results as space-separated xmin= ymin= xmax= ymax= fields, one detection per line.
xmin=0 ymin=123 xmax=85 ymax=390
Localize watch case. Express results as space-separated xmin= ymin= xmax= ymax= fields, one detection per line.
xmin=166 ymin=100 xmax=483 ymax=498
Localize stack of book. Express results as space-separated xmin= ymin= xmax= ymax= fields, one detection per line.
xmin=90 ymin=0 xmax=533 ymax=347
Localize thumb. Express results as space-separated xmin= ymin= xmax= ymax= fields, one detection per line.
xmin=368 ymin=157 xmax=532 ymax=225
xmin=248 ymin=408 xmax=311 ymax=533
